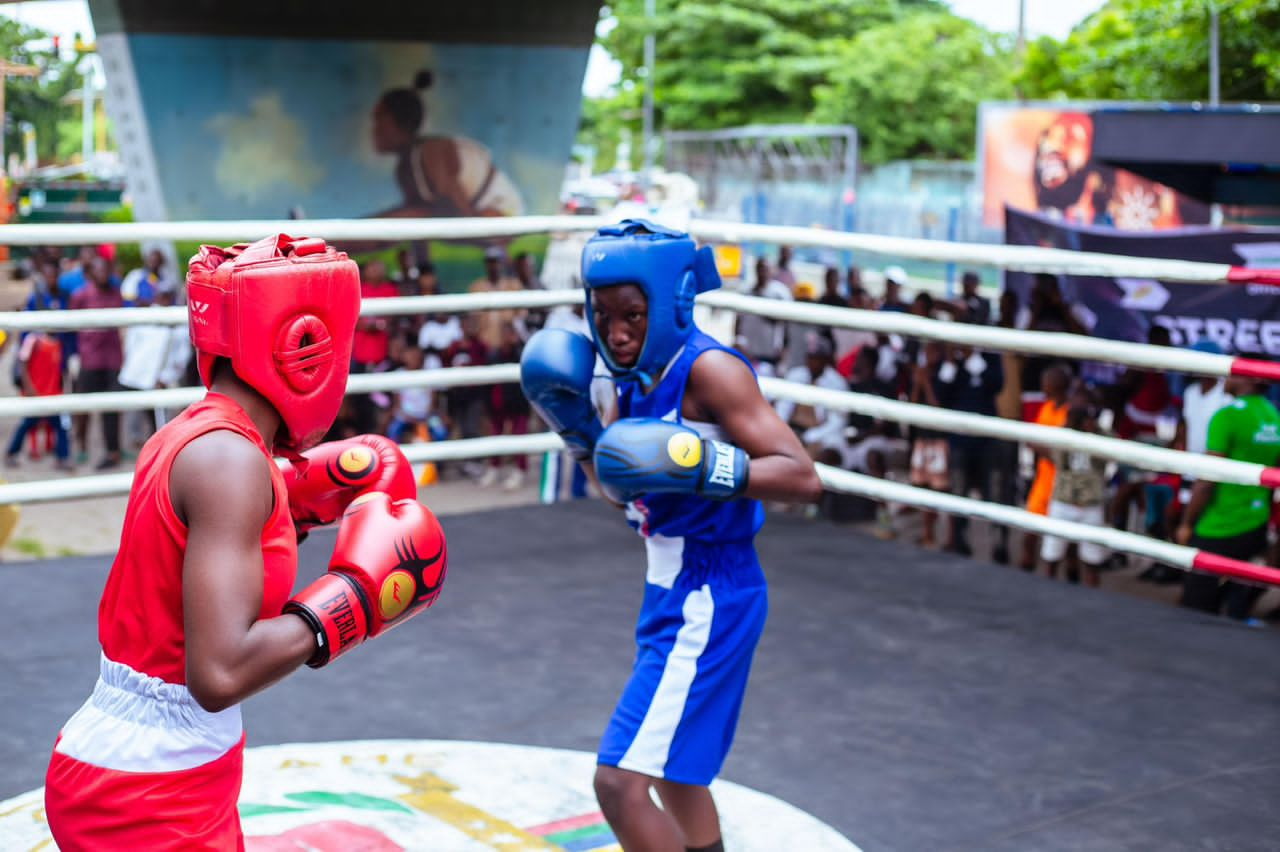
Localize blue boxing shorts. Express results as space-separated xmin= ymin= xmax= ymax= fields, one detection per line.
xmin=598 ymin=536 xmax=767 ymax=786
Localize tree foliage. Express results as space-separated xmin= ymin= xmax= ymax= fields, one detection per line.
xmin=585 ymin=0 xmax=946 ymax=169
xmin=811 ymin=12 xmax=1014 ymax=163
xmin=581 ymin=0 xmax=1280 ymax=172
xmin=600 ymin=0 xmax=942 ymax=131
xmin=1015 ymin=0 xmax=1280 ymax=102
xmin=1 ymin=18 xmax=87 ymax=165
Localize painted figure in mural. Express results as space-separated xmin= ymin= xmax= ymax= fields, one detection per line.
xmin=520 ymin=220 xmax=822 ymax=851
xmin=42 ymin=236 xmax=447 ymax=849
xmin=1031 ymin=112 xmax=1195 ymax=230
xmin=370 ymin=70 xmax=526 ymax=219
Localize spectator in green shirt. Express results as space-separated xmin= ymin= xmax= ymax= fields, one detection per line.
xmin=1176 ymin=377 xmax=1280 ymax=621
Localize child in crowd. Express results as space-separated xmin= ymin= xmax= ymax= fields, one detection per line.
xmin=1041 ymin=403 xmax=1111 ymax=586
xmin=386 ymin=345 xmax=437 ymax=444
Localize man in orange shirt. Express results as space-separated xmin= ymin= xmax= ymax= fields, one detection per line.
xmin=1022 ymin=364 xmax=1072 ymax=571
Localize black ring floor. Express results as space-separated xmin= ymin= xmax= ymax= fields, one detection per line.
xmin=4 ymin=501 xmax=1278 ymax=851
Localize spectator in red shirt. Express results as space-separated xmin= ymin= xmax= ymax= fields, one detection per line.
xmin=5 ymin=323 xmax=70 ymax=469
xmin=69 ymin=257 xmax=124 ymax=469
xmin=351 ymin=260 xmax=402 ymax=432
xmin=1108 ymin=325 xmax=1175 ymax=544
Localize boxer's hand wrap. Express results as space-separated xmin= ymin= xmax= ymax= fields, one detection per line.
xmin=520 ymin=329 xmax=603 ymax=461
xmin=283 ymin=435 xmax=416 ymax=535
xmin=594 ymin=418 xmax=750 ymax=503
xmin=285 ymin=492 xmax=447 ymax=668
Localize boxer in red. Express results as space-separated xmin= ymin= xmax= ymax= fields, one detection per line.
xmin=44 ymin=235 xmax=448 ymax=850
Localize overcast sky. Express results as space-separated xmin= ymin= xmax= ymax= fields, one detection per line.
xmin=3 ymin=0 xmax=1108 ymax=98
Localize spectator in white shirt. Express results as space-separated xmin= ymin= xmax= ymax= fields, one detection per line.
xmin=118 ymin=283 xmax=190 ymax=443
xmin=418 ymin=311 xmax=462 ymax=369
xmin=387 ymin=345 xmax=436 ymax=444
xmin=1180 ymin=340 xmax=1232 ymax=457
xmin=736 ymin=258 xmax=792 ymax=376
xmin=775 ymin=335 xmax=849 ymax=465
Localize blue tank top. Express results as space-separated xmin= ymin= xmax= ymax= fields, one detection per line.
xmin=616 ymin=330 xmax=765 ymax=543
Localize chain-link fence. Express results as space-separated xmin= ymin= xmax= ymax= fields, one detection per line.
xmin=664 ymin=124 xmax=857 ymax=231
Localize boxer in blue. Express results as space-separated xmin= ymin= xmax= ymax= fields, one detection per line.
xmin=521 ymin=220 xmax=822 ymax=851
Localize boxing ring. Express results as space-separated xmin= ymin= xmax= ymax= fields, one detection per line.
xmin=0 ymin=216 xmax=1278 ymax=851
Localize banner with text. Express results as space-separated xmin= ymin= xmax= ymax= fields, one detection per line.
xmin=1005 ymin=208 xmax=1280 ymax=356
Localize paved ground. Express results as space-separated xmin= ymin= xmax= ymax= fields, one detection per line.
xmin=3 ymin=502 xmax=1278 ymax=851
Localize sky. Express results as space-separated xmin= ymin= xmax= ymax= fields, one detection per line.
xmin=4 ymin=0 xmax=1109 ymax=98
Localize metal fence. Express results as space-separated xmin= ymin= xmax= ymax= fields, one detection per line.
xmin=664 ymin=124 xmax=858 ymax=232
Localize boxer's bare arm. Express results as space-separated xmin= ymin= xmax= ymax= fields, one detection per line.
xmin=685 ymin=350 xmax=822 ymax=503
xmin=172 ymin=432 xmax=315 ymax=713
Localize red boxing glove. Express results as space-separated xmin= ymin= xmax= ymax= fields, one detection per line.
xmin=283 ymin=435 xmax=416 ymax=534
xmin=285 ymin=492 xmax=447 ymax=667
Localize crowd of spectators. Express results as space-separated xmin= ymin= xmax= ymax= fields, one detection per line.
xmin=6 ymin=245 xmax=184 ymax=471
xmin=321 ymin=247 xmax=550 ymax=491
xmin=2 ymin=244 xmax=552 ymax=493
xmin=739 ymin=250 xmax=1280 ymax=625
xmin=4 ymin=241 xmax=1276 ymax=623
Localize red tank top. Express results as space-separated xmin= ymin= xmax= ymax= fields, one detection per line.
xmin=97 ymin=393 xmax=297 ymax=684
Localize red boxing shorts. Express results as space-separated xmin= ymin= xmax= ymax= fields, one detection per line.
xmin=45 ymin=655 xmax=247 ymax=851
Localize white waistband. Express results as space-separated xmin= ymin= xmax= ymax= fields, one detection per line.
xmin=55 ymin=654 xmax=243 ymax=773
xmin=644 ymin=534 xmax=685 ymax=590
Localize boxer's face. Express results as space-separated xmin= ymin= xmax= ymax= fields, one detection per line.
xmin=592 ymin=284 xmax=648 ymax=369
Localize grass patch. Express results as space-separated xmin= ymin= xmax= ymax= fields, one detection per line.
xmin=10 ymin=537 xmax=47 ymax=558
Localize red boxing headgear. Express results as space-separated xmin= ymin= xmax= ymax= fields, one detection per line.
xmin=187 ymin=234 xmax=360 ymax=455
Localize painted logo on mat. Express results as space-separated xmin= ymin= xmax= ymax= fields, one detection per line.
xmin=0 ymin=740 xmax=860 ymax=851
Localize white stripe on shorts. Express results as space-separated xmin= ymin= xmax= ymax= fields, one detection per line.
xmin=617 ymin=584 xmax=715 ymax=778
xmin=643 ymin=534 xmax=685 ymax=589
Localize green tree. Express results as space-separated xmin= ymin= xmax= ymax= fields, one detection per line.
xmin=811 ymin=12 xmax=1014 ymax=163
xmin=580 ymin=0 xmax=946 ymax=166
xmin=1016 ymin=0 xmax=1280 ymax=102
xmin=1 ymin=19 xmax=86 ymax=165
xmin=576 ymin=83 xmax=643 ymax=173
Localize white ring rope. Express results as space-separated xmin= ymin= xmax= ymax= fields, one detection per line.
xmin=0 ymin=365 xmax=523 ymax=418
xmin=761 ymin=378 xmax=1280 ymax=488
xmin=685 ymin=221 xmax=1263 ymax=284
xmin=0 ymin=290 xmax=584 ymax=332
xmin=4 ymin=290 xmax=1277 ymax=382
xmin=0 ymin=215 xmax=604 ymax=247
xmin=0 ymin=432 xmax=563 ymax=506
xmin=814 ymin=464 xmax=1280 ymax=589
xmin=2 ymin=364 xmax=1275 ymax=491
xmin=817 ymin=465 xmax=1189 ymax=566
xmin=701 ymin=292 xmax=1280 ymax=381
xmin=1 ymin=215 xmax=1274 ymax=284
xmin=3 ymin=428 xmax=1271 ymax=588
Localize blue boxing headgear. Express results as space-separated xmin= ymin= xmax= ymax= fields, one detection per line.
xmin=581 ymin=219 xmax=721 ymax=384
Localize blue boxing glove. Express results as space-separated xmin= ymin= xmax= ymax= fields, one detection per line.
xmin=594 ymin=418 xmax=750 ymax=502
xmin=520 ymin=329 xmax=603 ymax=461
